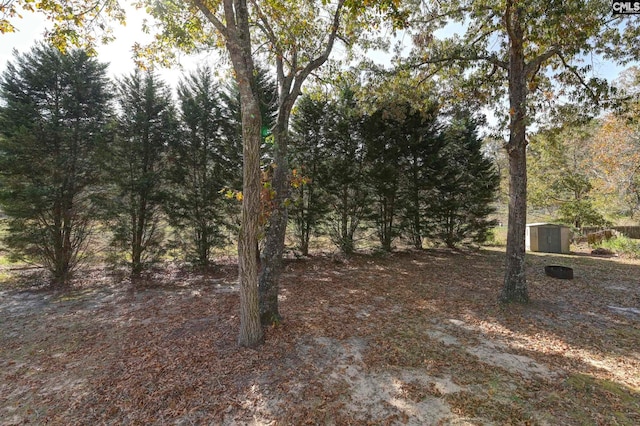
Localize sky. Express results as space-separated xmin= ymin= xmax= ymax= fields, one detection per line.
xmin=0 ymin=7 xmax=633 ymax=96
xmin=0 ymin=6 xmax=215 ymax=84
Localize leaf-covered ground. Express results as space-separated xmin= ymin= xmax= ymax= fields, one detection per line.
xmin=1 ymin=247 xmax=639 ymax=425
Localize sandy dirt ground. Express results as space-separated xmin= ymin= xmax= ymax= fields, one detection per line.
xmin=1 ymin=247 xmax=639 ymax=425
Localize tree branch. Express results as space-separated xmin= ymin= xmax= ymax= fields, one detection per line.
xmin=248 ymin=0 xmax=281 ymax=55
xmin=411 ymin=51 xmax=508 ymax=70
xmin=191 ymin=0 xmax=227 ymax=38
xmin=558 ymin=53 xmax=601 ymax=103
xmin=410 ymin=4 xmax=497 ymax=27
xmin=289 ymin=0 xmax=346 ymax=100
xmin=504 ymin=0 xmax=514 ymax=41
xmin=524 ymin=47 xmax=559 ymax=78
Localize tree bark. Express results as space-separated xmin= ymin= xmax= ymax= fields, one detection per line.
xmin=237 ymin=108 xmax=264 ymax=347
xmin=259 ymin=121 xmax=288 ymax=325
xmin=221 ymin=0 xmax=264 ymax=347
xmin=411 ymin=157 xmax=422 ymax=249
xmin=501 ymin=2 xmax=529 ymax=304
xmin=236 ymin=95 xmax=264 ymax=347
xmin=132 ymin=198 xmax=146 ymax=278
xmin=253 ymin=0 xmax=345 ymax=325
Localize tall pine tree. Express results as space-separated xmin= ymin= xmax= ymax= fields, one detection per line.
xmin=165 ymin=67 xmax=233 ymax=267
xmin=362 ymin=106 xmax=402 ymax=252
xmin=106 ymin=71 xmax=177 ymax=278
xmin=289 ymin=95 xmax=332 ymax=256
xmin=427 ymin=113 xmax=499 ymax=248
xmin=324 ymin=87 xmax=371 ymax=254
xmin=396 ymin=103 xmax=442 ymax=249
xmin=0 ymin=44 xmax=112 ymax=287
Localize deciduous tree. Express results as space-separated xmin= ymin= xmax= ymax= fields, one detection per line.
xmin=0 ymin=0 xmax=125 ymax=49
xmin=528 ymin=123 xmax=608 ymax=229
xmin=142 ymin=0 xmax=406 ymax=327
xmin=148 ymin=0 xmax=266 ymax=346
xmin=410 ymin=0 xmax=639 ymax=303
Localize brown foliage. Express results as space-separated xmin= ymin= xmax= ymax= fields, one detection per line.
xmin=1 ymin=249 xmax=639 ymax=424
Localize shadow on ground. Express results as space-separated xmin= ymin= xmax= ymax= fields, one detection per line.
xmin=1 ymin=248 xmax=638 ymax=425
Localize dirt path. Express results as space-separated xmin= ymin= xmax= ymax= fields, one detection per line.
xmin=1 ymin=248 xmax=639 ymax=425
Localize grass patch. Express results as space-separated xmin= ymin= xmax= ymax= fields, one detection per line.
xmin=484 ymin=226 xmax=507 ymax=246
xmin=445 ymin=391 xmax=532 ymax=423
xmin=567 ymin=374 xmax=640 ymax=403
xmin=564 ymin=374 xmax=640 ymax=425
xmin=0 ymin=253 xmax=15 ymax=267
xmin=596 ymin=235 xmax=640 ymax=258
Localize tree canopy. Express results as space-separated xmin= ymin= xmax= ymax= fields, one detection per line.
xmin=2 ymin=0 xmax=639 ymax=333
xmin=405 ymin=0 xmax=640 ymax=303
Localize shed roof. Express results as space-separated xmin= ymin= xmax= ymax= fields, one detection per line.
xmin=526 ymin=222 xmax=571 ymax=228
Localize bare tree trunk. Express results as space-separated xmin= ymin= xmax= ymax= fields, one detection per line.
xmin=132 ymin=200 xmax=146 ymax=278
xmin=220 ymin=0 xmax=264 ymax=347
xmin=411 ymin=160 xmax=422 ymax=249
xmin=255 ymin=0 xmax=344 ymax=323
xmin=236 ymin=95 xmax=264 ymax=347
xmin=501 ymin=2 xmax=529 ymax=304
xmin=502 ymin=139 xmax=528 ymax=302
xmin=259 ymin=123 xmax=288 ymax=325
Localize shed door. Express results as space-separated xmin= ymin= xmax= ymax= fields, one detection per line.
xmin=539 ymin=227 xmax=561 ymax=253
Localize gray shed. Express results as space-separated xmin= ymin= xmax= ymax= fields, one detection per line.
xmin=526 ymin=223 xmax=572 ymax=254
